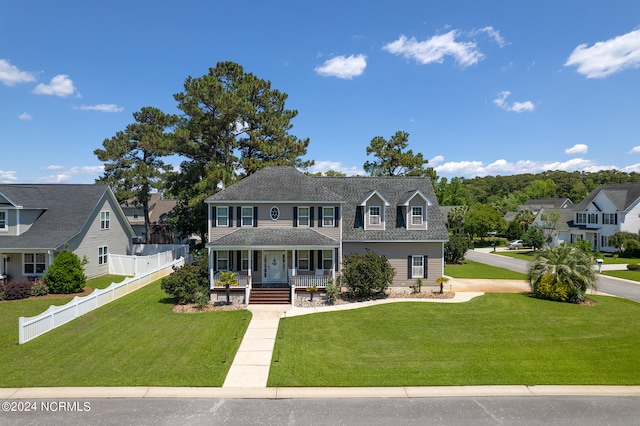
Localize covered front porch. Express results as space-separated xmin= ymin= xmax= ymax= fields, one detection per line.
xmin=207 ymin=228 xmax=339 ymax=303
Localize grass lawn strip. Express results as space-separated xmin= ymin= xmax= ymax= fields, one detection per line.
xmin=0 ymin=281 xmax=250 ymax=387
xmin=268 ymin=293 xmax=640 ymax=387
xmin=445 ymin=259 xmax=527 ymax=279
xmin=601 ymin=270 xmax=640 ymax=282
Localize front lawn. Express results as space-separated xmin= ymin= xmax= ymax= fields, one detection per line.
xmin=445 ymin=260 xmax=527 ymax=279
xmin=601 ymin=270 xmax=640 ymax=282
xmin=0 ymin=281 xmax=250 ymax=387
xmin=268 ymin=294 xmax=640 ymax=386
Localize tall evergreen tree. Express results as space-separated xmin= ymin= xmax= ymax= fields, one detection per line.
xmin=363 ymin=130 xmax=435 ymax=178
xmin=94 ymin=107 xmax=179 ymax=242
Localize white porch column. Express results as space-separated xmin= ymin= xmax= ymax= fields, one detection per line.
xmin=208 ymin=247 xmax=214 ymax=288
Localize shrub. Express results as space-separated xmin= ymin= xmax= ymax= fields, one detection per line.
xmin=43 ymin=251 xmax=87 ymax=294
xmin=325 ymin=279 xmax=339 ymax=304
xmin=444 ymin=234 xmax=469 ymax=264
xmin=31 ymin=280 xmax=50 ymax=296
xmin=161 ymin=250 xmax=209 ymax=305
xmin=532 ymin=273 xmax=570 ymax=302
xmin=342 ymin=249 xmax=395 ymax=298
xmin=627 ymin=263 xmax=640 ymax=271
xmin=3 ymin=280 xmax=33 ymax=300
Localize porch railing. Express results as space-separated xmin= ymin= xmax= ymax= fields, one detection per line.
xmin=210 ymin=272 xmax=249 ymax=288
xmin=294 ymin=274 xmax=332 ymax=288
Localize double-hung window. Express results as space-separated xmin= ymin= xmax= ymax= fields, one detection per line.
xmin=323 ymin=207 xmax=334 ymax=227
xmin=322 ymin=250 xmax=333 ymax=270
xmin=576 ymin=213 xmax=587 ymax=224
xmin=100 ymin=211 xmax=110 ymax=229
xmin=298 ymin=207 xmax=310 ymax=227
xmin=217 ymin=251 xmax=229 ymax=270
xmin=98 ymin=246 xmax=108 ymax=265
xmin=298 ymin=250 xmax=310 ymax=270
xmin=0 ymin=210 xmax=6 ymax=231
xmin=241 ymin=207 xmax=253 ymax=227
xmin=217 ymin=206 xmax=229 ymax=227
xmin=411 ymin=255 xmax=424 ymax=279
xmin=588 ymin=213 xmax=598 ymax=224
xmin=24 ymin=253 xmax=46 ymax=275
xmin=369 ymin=206 xmax=381 ymax=225
xmin=603 ymin=213 xmax=617 ymax=225
xmin=411 ymin=206 xmax=423 ymax=225
xmin=241 ymin=250 xmax=249 ymax=271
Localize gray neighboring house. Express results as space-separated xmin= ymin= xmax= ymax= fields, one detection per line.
xmin=205 ymin=166 xmax=448 ymax=296
xmin=0 ymin=184 xmax=135 ymax=282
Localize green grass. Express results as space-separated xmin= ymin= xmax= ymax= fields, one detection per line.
xmin=268 ymin=294 xmax=640 ymax=386
xmin=494 ymin=250 xmax=537 ymax=261
xmin=85 ymin=274 xmax=130 ymax=289
xmin=0 ymin=281 xmax=250 ymax=387
xmin=601 ymin=270 xmax=640 ymax=282
xmin=445 ymin=260 xmax=527 ymax=279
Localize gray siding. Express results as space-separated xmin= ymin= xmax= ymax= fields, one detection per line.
xmin=343 ymin=242 xmax=443 ymax=287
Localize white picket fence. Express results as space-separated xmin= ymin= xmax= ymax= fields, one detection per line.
xmin=109 ymin=245 xmax=189 ymax=276
xmin=18 ymin=256 xmax=185 ymax=344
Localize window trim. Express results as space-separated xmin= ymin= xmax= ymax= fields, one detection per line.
xmin=0 ymin=209 xmax=6 ymax=232
xmin=98 ymin=246 xmax=108 ymax=265
xmin=100 ymin=211 xmax=110 ymax=230
xmin=217 ymin=250 xmax=229 ymax=271
xmin=241 ymin=206 xmax=253 ymax=227
xmin=270 ymin=206 xmax=280 ymax=221
xmin=576 ymin=212 xmax=587 ymax=224
xmin=411 ymin=255 xmax=424 ymax=279
xmin=369 ymin=206 xmax=381 ymax=226
xmin=322 ymin=249 xmax=333 ymax=270
xmin=298 ymin=249 xmax=310 ymax=271
xmin=322 ymin=206 xmax=334 ymax=227
xmin=411 ymin=206 xmax=423 ymax=226
xmin=216 ymin=206 xmax=229 ymax=227
xmin=241 ymin=250 xmax=249 ymax=271
xmin=24 ymin=253 xmax=46 ymax=275
xmin=298 ymin=206 xmax=310 ymax=227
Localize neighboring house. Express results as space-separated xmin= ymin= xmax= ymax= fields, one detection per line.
xmin=505 ymin=198 xmax=573 ymax=224
xmin=205 ymin=166 xmax=448 ymax=300
xmin=120 ymin=194 xmax=177 ymax=244
xmin=534 ymin=184 xmax=640 ymax=253
xmin=0 ymin=184 xmax=135 ymax=282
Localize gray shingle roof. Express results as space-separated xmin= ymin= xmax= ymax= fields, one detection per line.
xmin=575 ymin=183 xmax=640 ymax=212
xmin=0 ymin=184 xmax=114 ymax=250
xmin=317 ymin=176 xmax=448 ymax=241
xmin=206 ymin=167 xmax=343 ymax=203
xmin=211 ymin=228 xmax=338 ymax=248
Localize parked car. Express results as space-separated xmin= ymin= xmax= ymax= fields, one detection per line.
xmin=506 ymin=239 xmax=525 ymax=250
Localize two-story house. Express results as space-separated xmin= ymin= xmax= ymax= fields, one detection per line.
xmin=205 ymin=166 xmax=448 ymax=303
xmin=538 ymin=183 xmax=640 ymax=252
xmin=120 ymin=193 xmax=178 ymax=244
xmin=0 ymin=184 xmax=135 ymax=282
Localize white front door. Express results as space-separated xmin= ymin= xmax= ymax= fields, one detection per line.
xmin=264 ymin=251 xmax=286 ymax=282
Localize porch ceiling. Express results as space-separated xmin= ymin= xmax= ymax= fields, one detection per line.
xmin=208 ymin=228 xmax=338 ymax=249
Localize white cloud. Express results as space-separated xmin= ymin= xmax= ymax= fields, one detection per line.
xmin=75 ymin=104 xmax=124 ymax=113
xmin=0 ymin=59 xmax=36 ymax=86
xmin=493 ymin=91 xmax=535 ymax=113
xmin=0 ymin=169 xmax=18 ymax=183
xmin=435 ymin=157 xmax=596 ymax=178
xmin=429 ymin=155 xmax=444 ymax=165
xmin=628 ymin=146 xmax=640 ymax=154
xmin=37 ymin=165 xmax=104 ymax=183
xmin=476 ymin=26 xmax=508 ymax=47
xmin=315 ymin=54 xmax=367 ymax=79
xmin=565 ymin=28 xmax=640 ymax=78
xmin=18 ymin=112 xmax=32 ymax=120
xmin=308 ymin=161 xmax=364 ymax=176
xmin=565 ymin=144 xmax=588 ymax=155
xmin=383 ymin=30 xmax=484 ymax=68
xmin=33 ymin=74 xmax=76 ymax=97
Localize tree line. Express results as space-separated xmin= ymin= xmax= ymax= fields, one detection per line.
xmin=94 ymin=61 xmax=433 ymax=243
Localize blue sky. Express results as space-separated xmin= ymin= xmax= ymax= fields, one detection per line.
xmin=2 ymin=0 xmax=640 ymax=183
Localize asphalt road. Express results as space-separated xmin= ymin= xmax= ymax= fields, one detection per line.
xmin=3 ymin=396 xmax=640 ymax=425
xmin=465 ymin=249 xmax=640 ymax=303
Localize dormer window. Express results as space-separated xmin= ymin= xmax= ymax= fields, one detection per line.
xmin=369 ymin=206 xmax=381 ymax=225
xmin=411 ymin=206 xmax=423 ymax=225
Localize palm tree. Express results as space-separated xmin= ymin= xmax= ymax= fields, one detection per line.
xmin=528 ymin=243 xmax=597 ymax=303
